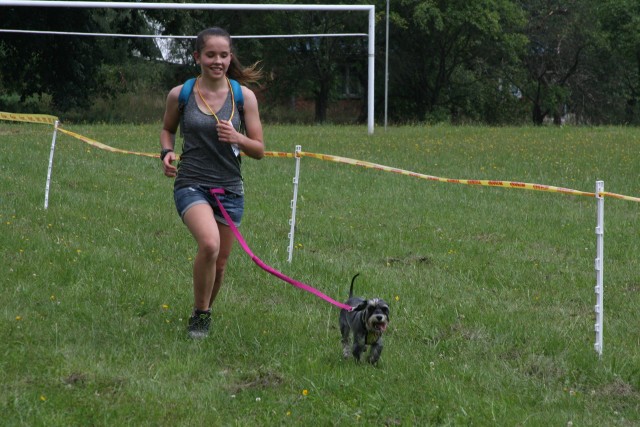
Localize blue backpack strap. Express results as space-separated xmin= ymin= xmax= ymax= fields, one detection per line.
xmin=229 ymin=78 xmax=243 ymax=107
xmin=177 ymin=78 xmax=196 ymax=137
xmin=178 ymin=77 xmax=196 ymax=113
xmin=229 ymin=78 xmax=246 ymax=134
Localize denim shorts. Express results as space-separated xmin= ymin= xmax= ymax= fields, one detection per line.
xmin=174 ymin=185 xmax=244 ymax=227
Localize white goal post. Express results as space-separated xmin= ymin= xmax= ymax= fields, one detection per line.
xmin=1 ymin=1 xmax=376 ymax=134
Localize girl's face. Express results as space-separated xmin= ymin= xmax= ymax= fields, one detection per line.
xmin=194 ymin=36 xmax=232 ymax=80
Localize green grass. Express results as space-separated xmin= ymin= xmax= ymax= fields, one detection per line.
xmin=1 ymin=122 xmax=639 ymax=425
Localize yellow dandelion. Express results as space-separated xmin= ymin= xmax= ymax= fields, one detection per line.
xmin=162 ymin=304 xmax=169 ymax=310
xmin=15 ymin=316 xmax=22 ymax=321
xmin=40 ymin=395 xmax=47 ymax=402
xmin=50 ymin=295 xmax=56 ymax=301
xmin=302 ymin=389 xmax=309 ymax=396
xmin=395 ymin=295 xmax=400 ymax=302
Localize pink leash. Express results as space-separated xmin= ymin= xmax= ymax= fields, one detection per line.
xmin=210 ymin=188 xmax=353 ymax=311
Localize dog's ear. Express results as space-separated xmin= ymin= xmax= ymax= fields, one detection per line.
xmin=352 ymin=301 xmax=368 ymax=312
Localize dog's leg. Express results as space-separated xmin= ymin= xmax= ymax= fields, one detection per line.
xmin=342 ymin=338 xmax=352 ymax=359
xmin=368 ymin=340 xmax=383 ymax=365
xmin=339 ymin=312 xmax=352 ymax=358
xmin=352 ymin=336 xmax=367 ymax=362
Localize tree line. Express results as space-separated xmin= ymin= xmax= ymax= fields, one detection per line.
xmin=1 ymin=0 xmax=638 ymax=125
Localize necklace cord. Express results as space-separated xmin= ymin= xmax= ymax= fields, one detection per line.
xmin=195 ymin=76 xmax=235 ymax=124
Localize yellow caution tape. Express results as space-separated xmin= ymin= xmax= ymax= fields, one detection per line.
xmin=2 ymin=111 xmax=638 ymax=202
xmin=0 ymin=111 xmax=58 ymax=125
xmin=600 ymin=191 xmax=640 ymax=203
xmin=265 ymin=151 xmax=296 ymax=159
xmin=299 ymin=151 xmax=598 ymax=198
xmin=58 ymin=127 xmax=158 ymax=158
xmin=59 ymin=126 xmax=295 ymax=160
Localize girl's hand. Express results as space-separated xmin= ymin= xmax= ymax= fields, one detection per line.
xmin=216 ymin=120 xmax=238 ymax=144
xmin=162 ymin=152 xmax=177 ymax=177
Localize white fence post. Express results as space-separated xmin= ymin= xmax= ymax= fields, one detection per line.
xmin=287 ymin=145 xmax=302 ymax=263
xmin=594 ymin=180 xmax=604 ymax=357
xmin=44 ymin=120 xmax=60 ymax=209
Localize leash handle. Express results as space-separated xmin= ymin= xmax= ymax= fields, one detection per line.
xmin=210 ymin=188 xmax=353 ymax=311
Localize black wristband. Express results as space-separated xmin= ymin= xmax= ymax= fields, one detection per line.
xmin=160 ymin=148 xmax=173 ymax=160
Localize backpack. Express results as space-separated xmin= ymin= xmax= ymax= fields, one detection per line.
xmin=178 ymin=77 xmax=245 ymax=134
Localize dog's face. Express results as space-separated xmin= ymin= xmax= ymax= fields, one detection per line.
xmin=354 ymin=298 xmax=390 ymax=333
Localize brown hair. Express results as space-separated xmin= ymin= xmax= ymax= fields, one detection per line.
xmin=195 ymin=27 xmax=262 ymax=85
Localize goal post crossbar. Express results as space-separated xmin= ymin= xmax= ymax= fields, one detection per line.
xmin=0 ymin=29 xmax=368 ymax=40
xmin=1 ymin=1 xmax=373 ymax=12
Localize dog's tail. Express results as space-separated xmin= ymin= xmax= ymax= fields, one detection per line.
xmin=349 ymin=273 xmax=360 ymax=298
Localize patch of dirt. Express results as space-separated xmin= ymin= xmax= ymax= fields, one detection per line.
xmin=472 ymin=233 xmax=502 ymax=243
xmin=599 ymin=377 xmax=637 ymax=398
xmin=229 ymin=370 xmax=285 ymax=394
xmin=62 ymin=372 xmax=87 ymax=386
xmin=624 ymin=283 xmax=640 ymax=293
xmin=384 ymin=255 xmax=431 ymax=267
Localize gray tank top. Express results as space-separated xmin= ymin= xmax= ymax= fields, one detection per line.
xmin=174 ymin=85 xmax=243 ymax=194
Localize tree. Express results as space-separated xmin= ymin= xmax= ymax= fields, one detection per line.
xmin=513 ymin=0 xmax=600 ymax=125
xmin=0 ymin=6 xmax=160 ymax=113
xmin=249 ymin=4 xmax=369 ymax=123
xmin=2 ymin=0 xmax=636 ymax=125
xmin=386 ymin=0 xmax=527 ymax=123
xmin=592 ymin=0 xmax=640 ymax=124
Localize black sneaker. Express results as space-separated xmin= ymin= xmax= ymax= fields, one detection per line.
xmin=187 ymin=309 xmax=211 ymax=339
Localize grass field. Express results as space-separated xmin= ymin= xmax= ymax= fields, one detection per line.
xmin=1 ymin=122 xmax=639 ymax=425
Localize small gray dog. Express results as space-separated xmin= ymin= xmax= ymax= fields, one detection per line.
xmin=339 ymin=273 xmax=390 ymax=365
